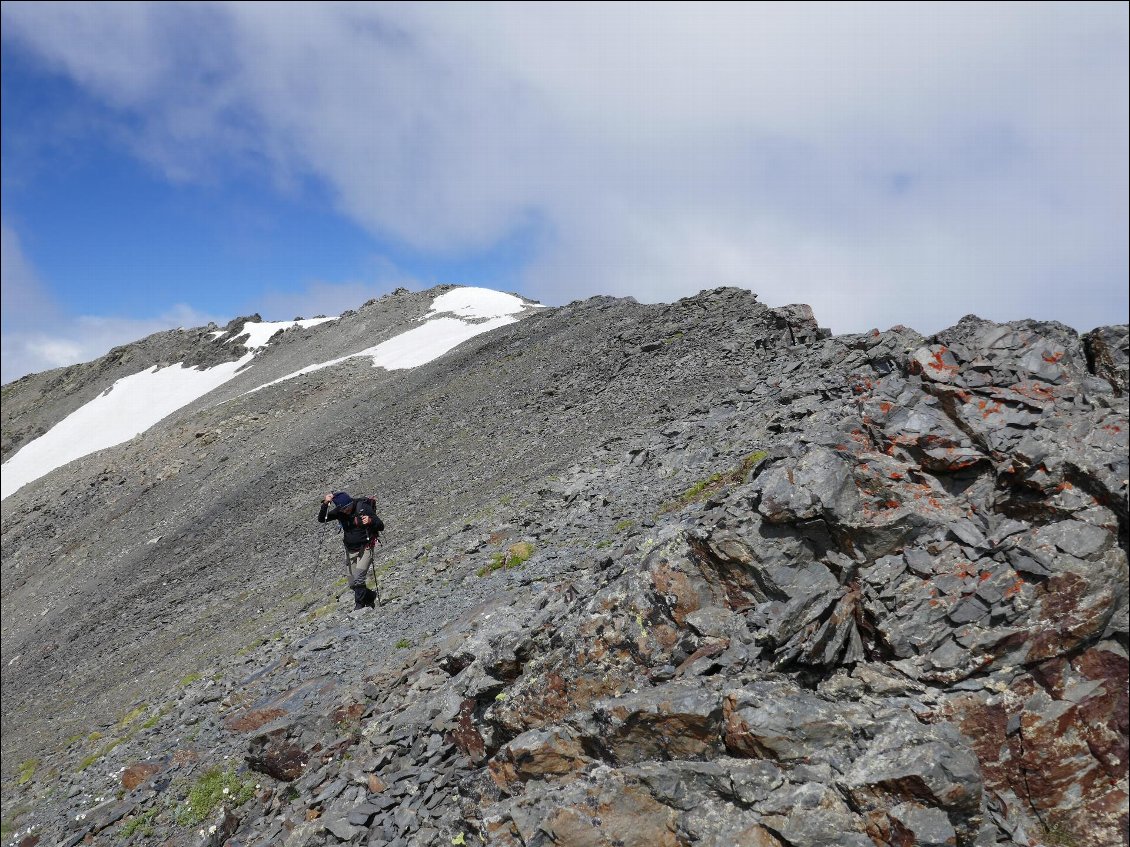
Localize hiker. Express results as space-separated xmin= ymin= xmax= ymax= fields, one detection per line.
xmin=318 ymin=492 xmax=383 ymax=610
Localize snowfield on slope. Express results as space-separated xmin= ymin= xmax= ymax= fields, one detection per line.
xmin=249 ymin=316 xmax=519 ymax=389
xmin=1 ymin=289 xmax=528 ymax=500
xmin=0 ymin=318 xmax=333 ymax=500
xmin=251 ymin=287 xmax=528 ymax=391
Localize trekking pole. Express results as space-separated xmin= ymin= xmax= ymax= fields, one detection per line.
xmin=312 ymin=523 xmax=329 ymax=584
xmin=372 ymin=534 xmax=384 ymax=607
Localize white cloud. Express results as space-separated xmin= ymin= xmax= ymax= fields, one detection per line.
xmin=2 ymin=2 xmax=1126 ymax=335
xmin=0 ymin=220 xmax=414 ymax=382
xmin=2 ymin=219 xmax=61 ymax=323
xmin=2 ymin=222 xmax=227 ymax=382
xmin=11 ymin=336 xmax=83 ymax=370
xmin=1 ymin=304 xmax=227 ymax=384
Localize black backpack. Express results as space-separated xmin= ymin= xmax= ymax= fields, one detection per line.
xmin=355 ymin=497 xmax=384 ymax=537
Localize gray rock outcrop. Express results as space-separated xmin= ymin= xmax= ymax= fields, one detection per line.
xmin=1 ymin=287 xmax=1126 ymax=847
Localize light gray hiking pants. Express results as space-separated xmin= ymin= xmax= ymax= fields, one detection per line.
xmin=345 ymin=546 xmax=373 ymax=604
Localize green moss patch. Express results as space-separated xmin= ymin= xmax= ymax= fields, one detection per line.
xmin=477 ymin=542 xmax=534 ymax=577
xmin=16 ymin=759 xmax=37 ymax=785
xmin=662 ymin=450 xmax=770 ymax=513
xmin=172 ymin=766 xmax=258 ymax=827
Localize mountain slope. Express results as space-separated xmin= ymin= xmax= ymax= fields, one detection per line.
xmin=1 ymin=287 xmax=1126 ymax=847
xmin=1 ymin=286 xmax=807 ymax=766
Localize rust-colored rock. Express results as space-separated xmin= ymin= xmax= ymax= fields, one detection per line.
xmin=330 ymin=702 xmax=364 ymax=729
xmin=224 ymin=707 xmax=287 ymax=733
xmin=651 ymin=558 xmax=710 ymax=625
xmin=492 ymin=667 xmax=639 ymax=739
xmin=730 ymin=824 xmax=784 ymax=847
xmin=540 ymin=782 xmax=680 ymax=847
xmin=1026 ymin=573 xmax=1115 ymax=663
xmin=1075 ymin=645 xmax=1130 ymax=781
xmin=941 ymin=643 xmax=1130 ymax=847
xmin=489 ymin=728 xmax=590 ymax=792
xmin=594 ymin=685 xmax=723 ymax=764
xmin=120 ymin=761 xmax=161 ymax=791
xmin=450 ymin=697 xmax=486 ymax=764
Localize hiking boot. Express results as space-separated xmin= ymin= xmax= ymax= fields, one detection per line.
xmin=362 ymin=588 xmax=377 ymax=609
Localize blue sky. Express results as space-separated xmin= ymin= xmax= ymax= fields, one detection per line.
xmin=2 ymin=2 xmax=1127 ymax=383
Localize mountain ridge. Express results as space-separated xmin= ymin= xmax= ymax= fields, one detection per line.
xmin=1 ymin=286 xmax=1127 ymax=847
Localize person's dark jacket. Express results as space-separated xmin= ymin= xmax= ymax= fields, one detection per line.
xmin=319 ymin=499 xmax=380 ymax=550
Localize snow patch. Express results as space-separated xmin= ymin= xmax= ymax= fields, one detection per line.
xmin=427 ymin=288 xmax=528 ymax=320
xmin=251 ymin=287 xmax=528 ymax=392
xmin=231 ymin=317 xmax=337 ymax=350
xmin=1 ymin=292 xmax=522 ymax=499
xmin=2 ymin=356 xmax=253 ymax=499
xmin=367 ymin=315 xmax=518 ymax=369
xmin=253 ymin=315 xmax=518 ymax=392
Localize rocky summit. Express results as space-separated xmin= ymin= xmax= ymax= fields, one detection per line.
xmin=0 ymin=285 xmax=1127 ymax=847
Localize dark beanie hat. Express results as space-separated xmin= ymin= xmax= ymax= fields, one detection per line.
xmin=332 ymin=492 xmax=353 ymax=508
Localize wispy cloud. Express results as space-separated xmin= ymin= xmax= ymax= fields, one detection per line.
xmin=3 ymin=2 xmax=1127 ymax=340
xmin=1 ymin=220 xmax=419 ymax=382
xmin=1 ymin=218 xmax=59 ymax=321
xmin=1 ymin=308 xmax=227 ymax=385
xmin=3 ymin=220 xmax=217 ymax=381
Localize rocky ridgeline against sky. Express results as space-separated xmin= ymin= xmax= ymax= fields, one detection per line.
xmin=0 ymin=287 xmax=1127 ymax=847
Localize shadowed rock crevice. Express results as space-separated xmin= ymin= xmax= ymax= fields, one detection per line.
xmin=1083 ymin=324 xmax=1129 ymax=397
